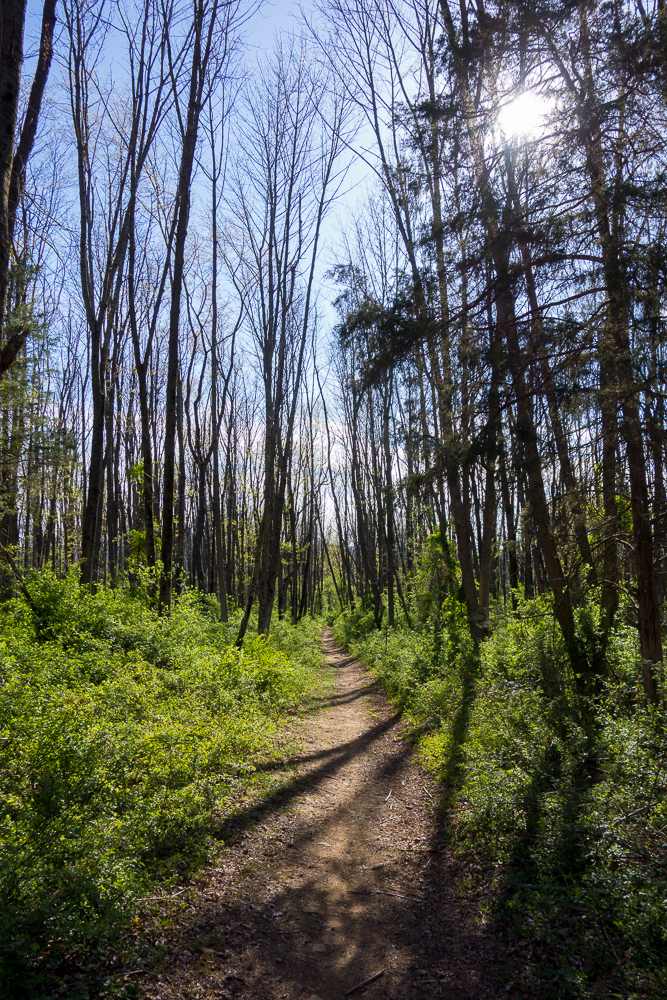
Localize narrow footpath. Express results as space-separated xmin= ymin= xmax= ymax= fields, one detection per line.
xmin=139 ymin=630 xmax=501 ymax=1000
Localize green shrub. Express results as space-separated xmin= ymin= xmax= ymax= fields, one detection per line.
xmin=0 ymin=572 xmax=325 ymax=997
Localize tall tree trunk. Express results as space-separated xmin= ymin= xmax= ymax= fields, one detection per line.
xmin=506 ymin=156 xmax=597 ymax=586
xmin=160 ymin=0 xmax=219 ymax=610
xmin=193 ymin=459 xmax=206 ymax=590
xmin=0 ymin=0 xmax=56 ymax=369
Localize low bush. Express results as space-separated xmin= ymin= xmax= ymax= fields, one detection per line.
xmin=0 ymin=571 xmax=324 ymax=997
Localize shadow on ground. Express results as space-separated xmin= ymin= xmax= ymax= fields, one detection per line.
xmin=133 ymin=633 xmax=500 ymax=1000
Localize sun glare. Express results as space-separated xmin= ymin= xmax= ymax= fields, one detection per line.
xmin=497 ymin=90 xmax=551 ymax=140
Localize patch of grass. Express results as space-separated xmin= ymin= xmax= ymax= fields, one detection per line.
xmin=333 ymin=594 xmax=667 ymax=998
xmin=0 ymin=570 xmax=326 ymax=998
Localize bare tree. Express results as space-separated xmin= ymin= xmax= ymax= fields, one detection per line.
xmin=231 ymin=41 xmax=346 ymax=640
xmin=159 ymin=0 xmax=247 ymax=611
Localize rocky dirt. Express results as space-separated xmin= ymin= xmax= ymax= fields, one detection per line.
xmin=137 ymin=629 xmax=502 ymax=1000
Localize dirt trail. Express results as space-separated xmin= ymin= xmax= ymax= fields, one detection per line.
xmin=140 ymin=630 xmax=500 ymax=1000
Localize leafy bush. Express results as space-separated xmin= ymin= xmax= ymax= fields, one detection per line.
xmin=0 ymin=571 xmax=324 ymax=996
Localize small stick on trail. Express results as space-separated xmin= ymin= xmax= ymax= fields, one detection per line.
xmin=344 ymin=969 xmax=385 ymax=995
xmin=349 ymin=888 xmax=424 ymax=902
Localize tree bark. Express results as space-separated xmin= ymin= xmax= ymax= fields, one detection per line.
xmin=0 ymin=0 xmax=27 ymax=345
xmin=160 ymin=0 xmax=219 ymax=610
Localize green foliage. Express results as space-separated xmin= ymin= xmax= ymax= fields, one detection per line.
xmin=330 ymin=529 xmax=461 ymax=642
xmin=338 ymin=593 xmax=667 ymax=998
xmin=126 ymin=463 xmax=144 ymax=487
xmin=332 ymin=603 xmax=378 ymax=646
xmin=410 ymin=531 xmax=459 ymax=623
xmin=0 ymin=571 xmax=324 ymax=997
xmin=330 ymin=265 xmax=429 ymax=389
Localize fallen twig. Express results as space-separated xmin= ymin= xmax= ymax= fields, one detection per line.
xmin=385 ymin=789 xmax=392 ymax=802
xmin=349 ymin=889 xmax=423 ymax=902
xmin=141 ymin=887 xmax=187 ymax=902
xmin=344 ymin=969 xmax=385 ymax=995
xmin=423 ymin=784 xmax=433 ymax=800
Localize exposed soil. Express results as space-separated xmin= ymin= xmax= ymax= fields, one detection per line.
xmin=137 ymin=630 xmax=502 ymax=1000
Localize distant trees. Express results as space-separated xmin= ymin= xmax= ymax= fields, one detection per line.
xmin=232 ymin=43 xmax=345 ymax=640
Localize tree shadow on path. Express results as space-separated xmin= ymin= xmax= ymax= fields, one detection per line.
xmin=134 ymin=632 xmax=503 ymax=1000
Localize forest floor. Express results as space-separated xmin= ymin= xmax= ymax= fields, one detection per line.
xmin=136 ymin=629 xmax=503 ymax=1000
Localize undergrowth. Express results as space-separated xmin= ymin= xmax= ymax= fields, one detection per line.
xmin=0 ymin=570 xmax=325 ymax=998
xmin=333 ymin=594 xmax=667 ymax=999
